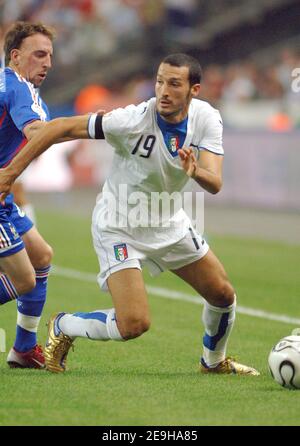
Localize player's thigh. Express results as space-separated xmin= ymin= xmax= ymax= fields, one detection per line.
xmin=172 ymin=249 xmax=234 ymax=305
xmin=11 ymin=182 xmax=27 ymax=207
xmin=10 ymin=203 xmax=52 ymax=268
xmin=0 ymin=249 xmax=35 ymax=294
xmin=107 ymin=267 xmax=150 ymax=331
xmin=22 ymin=227 xmax=53 ymax=268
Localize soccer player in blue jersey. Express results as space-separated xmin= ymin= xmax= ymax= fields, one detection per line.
xmin=0 ymin=22 xmax=53 ymax=368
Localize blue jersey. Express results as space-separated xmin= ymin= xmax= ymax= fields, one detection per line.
xmin=0 ymin=67 xmax=50 ymax=167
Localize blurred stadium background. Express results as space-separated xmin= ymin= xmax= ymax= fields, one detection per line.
xmin=1 ymin=0 xmax=300 ymax=236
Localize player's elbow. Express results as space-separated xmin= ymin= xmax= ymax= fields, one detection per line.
xmin=210 ymin=178 xmax=222 ymax=194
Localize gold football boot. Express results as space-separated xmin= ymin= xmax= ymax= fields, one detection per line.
xmin=200 ymin=357 xmax=260 ymax=376
xmin=44 ymin=313 xmax=74 ymax=373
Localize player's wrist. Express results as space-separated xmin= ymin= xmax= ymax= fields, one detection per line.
xmin=5 ymin=165 xmax=19 ymax=183
xmin=190 ymin=165 xmax=198 ymax=179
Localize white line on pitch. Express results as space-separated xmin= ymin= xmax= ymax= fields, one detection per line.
xmin=51 ymin=265 xmax=300 ymax=326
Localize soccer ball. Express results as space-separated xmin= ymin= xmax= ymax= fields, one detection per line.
xmin=268 ymin=335 xmax=300 ymax=389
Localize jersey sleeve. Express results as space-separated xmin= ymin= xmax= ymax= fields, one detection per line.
xmin=199 ymin=110 xmax=224 ymax=155
xmin=102 ymin=102 xmax=147 ymax=138
xmin=6 ymin=75 xmax=48 ymax=132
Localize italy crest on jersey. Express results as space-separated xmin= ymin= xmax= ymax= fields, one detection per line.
xmin=114 ymin=243 xmax=128 ymax=262
xmin=168 ymin=136 xmax=180 ymax=157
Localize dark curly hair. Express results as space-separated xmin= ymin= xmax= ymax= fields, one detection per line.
xmin=162 ymin=53 xmax=202 ymax=86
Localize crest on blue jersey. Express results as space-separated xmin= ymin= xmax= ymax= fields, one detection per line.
xmin=114 ymin=243 xmax=128 ymax=262
xmin=8 ymin=223 xmax=18 ymax=240
xmin=168 ymin=136 xmax=180 ymax=158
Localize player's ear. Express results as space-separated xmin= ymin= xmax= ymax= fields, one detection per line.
xmin=10 ymin=49 xmax=20 ymax=66
xmin=191 ymin=83 xmax=201 ymax=98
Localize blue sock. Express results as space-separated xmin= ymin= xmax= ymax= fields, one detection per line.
xmin=0 ymin=274 xmax=18 ymax=304
xmin=14 ymin=266 xmax=50 ymax=352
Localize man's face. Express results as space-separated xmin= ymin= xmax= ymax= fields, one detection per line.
xmin=12 ymin=33 xmax=53 ymax=87
xmin=155 ymin=63 xmax=200 ymax=123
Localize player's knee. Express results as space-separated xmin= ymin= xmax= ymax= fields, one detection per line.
xmin=207 ymin=280 xmax=235 ymax=307
xmin=34 ymin=243 xmax=53 ymax=269
xmin=41 ymin=243 xmax=53 ymax=266
xmin=119 ymin=316 xmax=151 ymax=340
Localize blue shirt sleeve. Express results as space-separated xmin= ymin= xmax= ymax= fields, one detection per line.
xmin=5 ymin=72 xmax=49 ymax=132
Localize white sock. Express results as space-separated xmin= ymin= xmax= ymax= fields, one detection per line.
xmin=58 ymin=309 xmax=123 ymax=341
xmin=201 ymin=295 xmax=236 ymax=368
xmin=17 ymin=312 xmax=41 ymax=333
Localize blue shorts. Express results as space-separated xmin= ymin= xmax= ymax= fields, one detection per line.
xmin=0 ymin=194 xmax=33 ymax=258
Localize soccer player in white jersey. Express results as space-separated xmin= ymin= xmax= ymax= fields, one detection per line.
xmin=0 ymin=53 xmax=259 ymax=376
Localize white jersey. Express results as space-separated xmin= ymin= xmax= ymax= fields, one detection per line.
xmin=91 ymin=97 xmax=223 ymax=248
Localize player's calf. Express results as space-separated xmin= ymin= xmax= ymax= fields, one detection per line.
xmin=0 ymin=271 xmax=36 ymax=304
xmin=13 ymin=273 xmax=36 ymax=296
xmin=0 ymin=249 xmax=37 ymax=301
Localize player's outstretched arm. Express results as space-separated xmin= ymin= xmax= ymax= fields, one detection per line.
xmin=0 ymin=115 xmax=90 ymax=201
xmin=178 ymin=147 xmax=223 ymax=194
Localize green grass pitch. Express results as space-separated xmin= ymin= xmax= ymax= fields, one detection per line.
xmin=0 ymin=210 xmax=299 ymax=426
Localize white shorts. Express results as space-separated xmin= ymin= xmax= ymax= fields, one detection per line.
xmin=92 ymin=225 xmax=209 ymax=291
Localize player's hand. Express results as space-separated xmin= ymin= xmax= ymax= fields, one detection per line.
xmin=178 ymin=147 xmax=197 ymax=178
xmin=0 ymin=169 xmax=15 ymax=204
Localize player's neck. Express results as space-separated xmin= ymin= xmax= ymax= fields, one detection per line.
xmin=158 ymin=109 xmax=189 ymax=125
xmin=9 ymin=62 xmax=23 ymax=78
